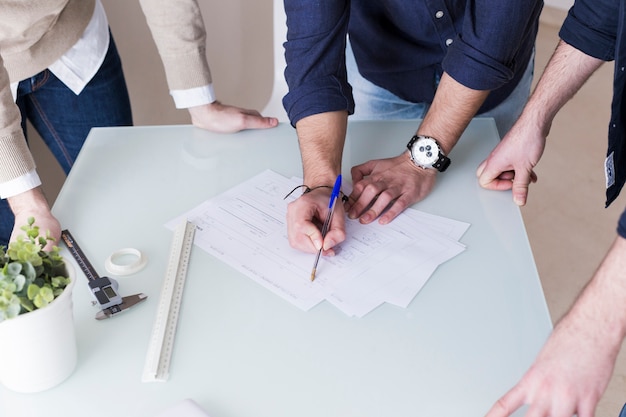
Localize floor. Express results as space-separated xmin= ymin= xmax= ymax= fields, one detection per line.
xmin=30 ymin=8 xmax=625 ymax=416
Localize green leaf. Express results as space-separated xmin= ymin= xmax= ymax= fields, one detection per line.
xmin=13 ymin=274 xmax=25 ymax=292
xmin=27 ymin=283 xmax=40 ymax=300
xmin=39 ymin=286 xmax=54 ymax=303
xmin=19 ymin=296 xmax=34 ymax=312
xmin=6 ymin=262 xmax=22 ymax=276
xmin=0 ymin=217 xmax=70 ymax=319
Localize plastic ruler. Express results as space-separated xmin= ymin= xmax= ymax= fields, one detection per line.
xmin=142 ymin=219 xmax=196 ymax=382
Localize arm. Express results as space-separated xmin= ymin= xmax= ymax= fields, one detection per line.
xmin=286 ymin=111 xmax=347 ymax=253
xmin=348 ymin=0 xmax=542 ymax=224
xmin=485 ymin=233 xmax=626 ymax=417
xmin=138 ymin=0 xmax=277 ymax=132
xmin=283 ymin=0 xmax=352 ymax=253
xmin=0 ymin=55 xmax=59 ymax=249
xmin=348 ymin=72 xmax=489 ymax=224
xmin=477 ymin=40 xmax=604 ymax=205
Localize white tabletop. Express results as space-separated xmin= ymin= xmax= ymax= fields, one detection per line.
xmin=0 ymin=119 xmax=551 ymax=417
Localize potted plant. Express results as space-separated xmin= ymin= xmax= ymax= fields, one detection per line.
xmin=0 ymin=217 xmax=77 ymax=393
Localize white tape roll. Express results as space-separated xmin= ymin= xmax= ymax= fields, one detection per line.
xmin=105 ymin=248 xmax=148 ymax=276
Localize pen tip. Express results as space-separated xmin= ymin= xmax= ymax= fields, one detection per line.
xmin=310 ymin=270 xmax=316 ymax=282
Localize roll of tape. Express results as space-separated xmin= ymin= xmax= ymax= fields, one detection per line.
xmin=105 ymin=248 xmax=147 ymax=276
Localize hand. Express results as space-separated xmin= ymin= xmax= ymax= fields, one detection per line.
xmin=286 ymin=189 xmax=346 ymax=254
xmin=476 ymin=120 xmax=544 ymax=206
xmin=8 ymin=188 xmax=61 ymax=251
xmin=188 ymin=101 xmax=278 ymax=133
xmin=485 ymin=313 xmax=618 ymax=417
xmin=347 ymin=153 xmax=436 ymax=225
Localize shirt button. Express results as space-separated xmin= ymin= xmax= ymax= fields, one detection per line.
xmin=435 ymin=11 xmax=444 ymax=18
xmin=445 ymin=38 xmax=453 ymax=46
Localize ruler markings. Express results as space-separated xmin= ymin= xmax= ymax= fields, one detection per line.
xmin=142 ymin=220 xmax=195 ymax=382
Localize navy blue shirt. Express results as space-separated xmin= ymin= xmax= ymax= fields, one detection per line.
xmin=283 ymin=0 xmax=543 ymax=126
xmin=559 ymin=0 xmax=626 ymax=237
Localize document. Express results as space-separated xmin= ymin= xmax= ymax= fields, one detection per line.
xmin=168 ymin=169 xmax=469 ymax=317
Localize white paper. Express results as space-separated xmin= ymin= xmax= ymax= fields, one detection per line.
xmin=167 ymin=170 xmax=470 ymax=317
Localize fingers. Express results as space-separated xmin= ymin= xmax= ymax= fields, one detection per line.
xmin=241 ymin=113 xmax=279 ymax=130
xmin=351 ymin=160 xmax=375 ymax=184
xmin=349 ymin=158 xmax=435 ymax=224
xmin=477 ymin=159 xmax=538 ymax=206
xmin=287 ymin=193 xmax=346 ymax=254
xmin=321 ymin=208 xmax=346 ymax=253
xmin=484 ymin=387 xmax=525 ymax=417
xmin=348 ymin=186 xmax=407 ymax=225
xmin=347 ymin=175 xmax=385 ymax=223
xmin=477 ymin=160 xmax=515 ymax=191
xmin=188 ymin=102 xmax=278 ymax=133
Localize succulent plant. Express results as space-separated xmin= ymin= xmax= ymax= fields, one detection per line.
xmin=0 ymin=217 xmax=70 ymax=322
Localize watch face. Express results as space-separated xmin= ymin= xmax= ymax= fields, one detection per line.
xmin=411 ymin=137 xmax=439 ymax=166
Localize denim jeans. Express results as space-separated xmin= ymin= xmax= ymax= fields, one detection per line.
xmin=0 ymin=32 xmax=133 ymax=247
xmin=346 ymin=41 xmax=534 ymax=139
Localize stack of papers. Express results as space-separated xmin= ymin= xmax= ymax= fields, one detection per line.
xmin=168 ymin=170 xmax=469 ymax=317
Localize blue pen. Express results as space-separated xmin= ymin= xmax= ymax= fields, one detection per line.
xmin=310 ymin=174 xmax=342 ymax=281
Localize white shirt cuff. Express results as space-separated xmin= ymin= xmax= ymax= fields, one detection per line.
xmin=170 ymin=84 xmax=216 ymax=109
xmin=0 ymin=170 xmax=42 ymax=199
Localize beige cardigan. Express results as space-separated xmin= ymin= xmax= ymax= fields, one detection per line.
xmin=0 ymin=0 xmax=212 ymax=187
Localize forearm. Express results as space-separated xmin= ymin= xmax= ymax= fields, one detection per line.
xmin=562 ymin=235 xmax=626 ymax=351
xmin=295 ymin=111 xmax=348 ymax=186
xmin=7 ymin=187 xmax=52 ymax=218
xmin=418 ymin=72 xmax=489 ymax=155
xmin=518 ymin=40 xmax=604 ymax=137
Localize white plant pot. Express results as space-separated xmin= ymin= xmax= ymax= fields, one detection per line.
xmin=0 ymin=261 xmax=77 ymax=393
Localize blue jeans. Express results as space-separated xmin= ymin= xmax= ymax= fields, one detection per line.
xmin=0 ymin=32 xmax=133 ymax=247
xmin=346 ymin=41 xmax=534 ymax=138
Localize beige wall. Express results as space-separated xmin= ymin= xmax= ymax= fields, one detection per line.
xmin=32 ymin=0 xmax=275 ymax=204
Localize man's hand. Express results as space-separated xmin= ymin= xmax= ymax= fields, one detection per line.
xmin=486 ymin=236 xmax=626 ymax=417
xmin=485 ymin=300 xmax=618 ymax=417
xmin=348 ymin=152 xmax=436 ymax=225
xmin=8 ymin=187 xmax=61 ymax=251
xmin=286 ymin=189 xmax=346 ymax=254
xmin=188 ymin=101 xmax=278 ymax=133
xmin=476 ymin=119 xmax=544 ymax=206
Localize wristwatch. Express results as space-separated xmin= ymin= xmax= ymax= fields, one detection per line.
xmin=406 ymin=135 xmax=451 ymax=172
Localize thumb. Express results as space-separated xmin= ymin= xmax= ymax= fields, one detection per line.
xmin=476 ymin=159 xmax=512 ymax=191
xmin=243 ymin=114 xmax=279 ymax=130
xmin=476 ymin=159 xmax=487 ymax=179
xmin=511 ymin=170 xmax=532 ymax=206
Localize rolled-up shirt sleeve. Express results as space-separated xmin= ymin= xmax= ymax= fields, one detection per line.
xmin=443 ymin=0 xmax=543 ymax=91
xmin=559 ymin=0 xmax=618 ymax=61
xmin=282 ymin=0 xmax=355 ymax=126
xmin=0 ymin=170 xmax=41 ymax=199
